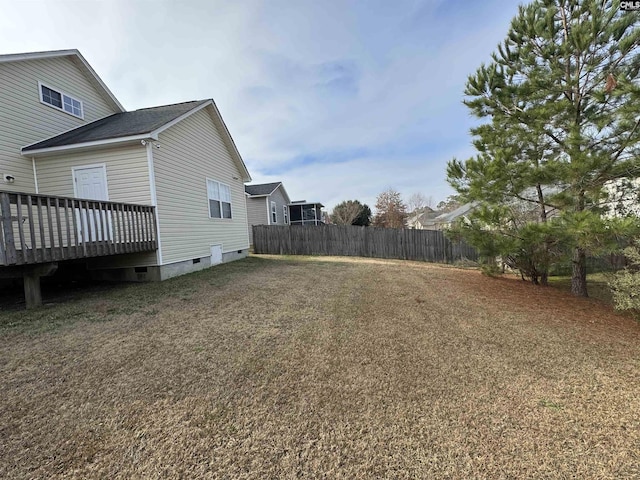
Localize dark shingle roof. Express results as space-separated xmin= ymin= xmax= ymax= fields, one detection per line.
xmin=245 ymin=182 xmax=281 ymax=196
xmin=23 ymin=100 xmax=208 ymax=151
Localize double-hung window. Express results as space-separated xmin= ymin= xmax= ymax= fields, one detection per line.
xmin=271 ymin=201 xmax=277 ymax=223
xmin=39 ymin=83 xmax=83 ymax=118
xmin=283 ymin=205 xmax=289 ymax=224
xmin=207 ymin=179 xmax=232 ymax=219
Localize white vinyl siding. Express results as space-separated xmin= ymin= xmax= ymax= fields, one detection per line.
xmin=0 ymin=56 xmax=119 ymax=193
xmin=153 ymin=107 xmax=249 ymax=264
xmin=207 ymin=179 xmax=232 ymax=219
xmin=35 ymin=145 xmax=152 ymax=205
xmin=32 ymin=144 xmax=157 ymax=268
xmin=271 ymin=201 xmax=277 ymax=223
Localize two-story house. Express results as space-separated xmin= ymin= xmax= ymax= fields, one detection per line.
xmin=0 ymin=49 xmax=252 ymax=306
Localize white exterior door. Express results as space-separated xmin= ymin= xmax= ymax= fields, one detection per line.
xmin=73 ymin=165 xmax=111 ymax=242
xmin=210 ymin=244 xmax=223 ymax=265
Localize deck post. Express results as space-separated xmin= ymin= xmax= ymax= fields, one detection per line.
xmin=0 ymin=192 xmax=17 ymax=264
xmin=23 ymin=263 xmax=58 ymax=309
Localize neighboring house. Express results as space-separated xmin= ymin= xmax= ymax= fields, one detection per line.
xmin=0 ymin=49 xmax=251 ymax=305
xmin=407 ymin=207 xmax=439 ymax=229
xmin=604 ymin=178 xmax=640 ymax=218
xmin=288 ymin=201 xmax=325 ymax=226
xmin=422 ymin=203 xmax=477 ymax=230
xmin=245 ymin=182 xmax=291 ymax=244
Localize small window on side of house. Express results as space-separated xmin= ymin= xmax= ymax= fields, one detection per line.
xmin=271 ymin=201 xmax=277 ymax=223
xmin=207 ymin=179 xmax=232 ymax=219
xmin=39 ymin=83 xmax=84 ymax=118
xmin=283 ymin=205 xmax=289 ymax=224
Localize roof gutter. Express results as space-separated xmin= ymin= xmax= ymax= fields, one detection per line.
xmin=22 ymin=133 xmax=157 ymax=157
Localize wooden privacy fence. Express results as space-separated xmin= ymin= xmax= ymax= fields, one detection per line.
xmin=0 ymin=191 xmax=157 ymax=266
xmin=253 ymin=224 xmax=478 ymax=264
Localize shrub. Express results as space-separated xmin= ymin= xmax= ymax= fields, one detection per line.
xmin=608 ymin=241 xmax=640 ymax=318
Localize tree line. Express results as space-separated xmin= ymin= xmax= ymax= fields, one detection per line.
xmin=329 ymin=191 xmax=461 ymax=228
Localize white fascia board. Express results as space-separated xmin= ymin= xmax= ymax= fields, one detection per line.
xmin=149 ymin=100 xmax=212 ymax=137
xmin=152 ymin=99 xmax=252 ymax=183
xmin=0 ymin=49 xmax=125 ymax=112
xmin=247 ymin=184 xmax=279 ymax=198
xmin=275 ymin=183 xmax=291 ymax=204
xmin=246 ymin=182 xmax=282 ymax=198
xmin=266 ymin=183 xmax=281 ymax=196
xmin=71 ymin=51 xmax=125 ymax=112
xmin=0 ymin=49 xmax=79 ymax=63
xmin=22 ymin=133 xmax=156 ymax=157
xmin=208 ymin=101 xmax=252 ymax=182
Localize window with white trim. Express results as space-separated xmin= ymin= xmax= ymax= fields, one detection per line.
xmin=271 ymin=201 xmax=277 ymax=223
xmin=283 ymin=205 xmax=289 ymax=224
xmin=207 ymin=179 xmax=232 ymax=219
xmin=39 ymin=83 xmax=84 ymax=118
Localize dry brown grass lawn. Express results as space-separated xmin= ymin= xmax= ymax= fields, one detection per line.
xmin=0 ymin=255 xmax=638 ymax=479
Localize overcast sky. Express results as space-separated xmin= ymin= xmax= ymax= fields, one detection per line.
xmin=0 ymin=0 xmax=519 ymax=210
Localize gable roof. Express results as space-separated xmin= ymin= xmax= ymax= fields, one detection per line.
xmin=245 ymin=182 xmax=282 ymax=196
xmin=23 ymin=100 xmax=208 ymax=151
xmin=22 ymin=99 xmax=252 ymax=182
xmin=407 ymin=207 xmax=438 ymax=226
xmin=433 ymin=202 xmax=477 ymax=223
xmin=0 ymin=49 xmax=124 ymax=112
xmin=8 ymin=49 xmax=250 ymax=181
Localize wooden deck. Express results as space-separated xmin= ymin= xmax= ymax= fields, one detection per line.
xmin=0 ymin=191 xmax=157 ymax=267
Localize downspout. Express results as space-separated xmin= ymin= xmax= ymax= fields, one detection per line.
xmin=244 ymin=193 xmax=251 ymax=249
xmin=266 ymin=196 xmax=271 ymax=225
xmin=32 ymin=157 xmax=39 ymax=193
xmin=146 ymin=141 xmax=163 ymax=265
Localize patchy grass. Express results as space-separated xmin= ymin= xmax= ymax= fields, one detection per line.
xmin=0 ymin=255 xmax=638 ymax=479
xmin=548 ymin=272 xmax=614 ymax=305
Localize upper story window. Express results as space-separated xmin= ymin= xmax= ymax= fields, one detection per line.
xmin=207 ymin=179 xmax=232 ymax=219
xmin=39 ymin=82 xmax=84 ymax=118
xmin=271 ymin=201 xmax=277 ymax=223
xmin=283 ymin=205 xmax=289 ymax=224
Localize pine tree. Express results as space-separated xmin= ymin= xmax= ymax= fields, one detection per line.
xmin=353 ymin=204 xmax=372 ymax=226
xmin=448 ymin=0 xmax=640 ymax=297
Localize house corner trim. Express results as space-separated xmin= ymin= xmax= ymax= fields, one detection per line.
xmin=146 ymin=142 xmax=163 ymax=265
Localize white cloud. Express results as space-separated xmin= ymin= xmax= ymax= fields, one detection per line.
xmin=0 ymin=0 xmax=517 ymax=209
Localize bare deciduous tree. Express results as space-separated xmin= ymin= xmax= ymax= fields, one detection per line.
xmin=331 ymin=200 xmax=367 ymax=225
xmin=406 ymin=193 xmax=434 ymax=213
xmin=373 ymin=189 xmax=407 ymax=228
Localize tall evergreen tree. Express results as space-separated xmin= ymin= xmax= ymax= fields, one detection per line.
xmin=448 ymin=0 xmax=640 ymax=296
xmin=353 ymin=204 xmax=372 ymax=226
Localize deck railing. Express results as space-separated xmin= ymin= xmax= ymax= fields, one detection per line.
xmin=0 ymin=191 xmax=157 ymax=266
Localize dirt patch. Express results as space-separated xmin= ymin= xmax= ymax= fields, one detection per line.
xmin=0 ymin=255 xmax=638 ymax=479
